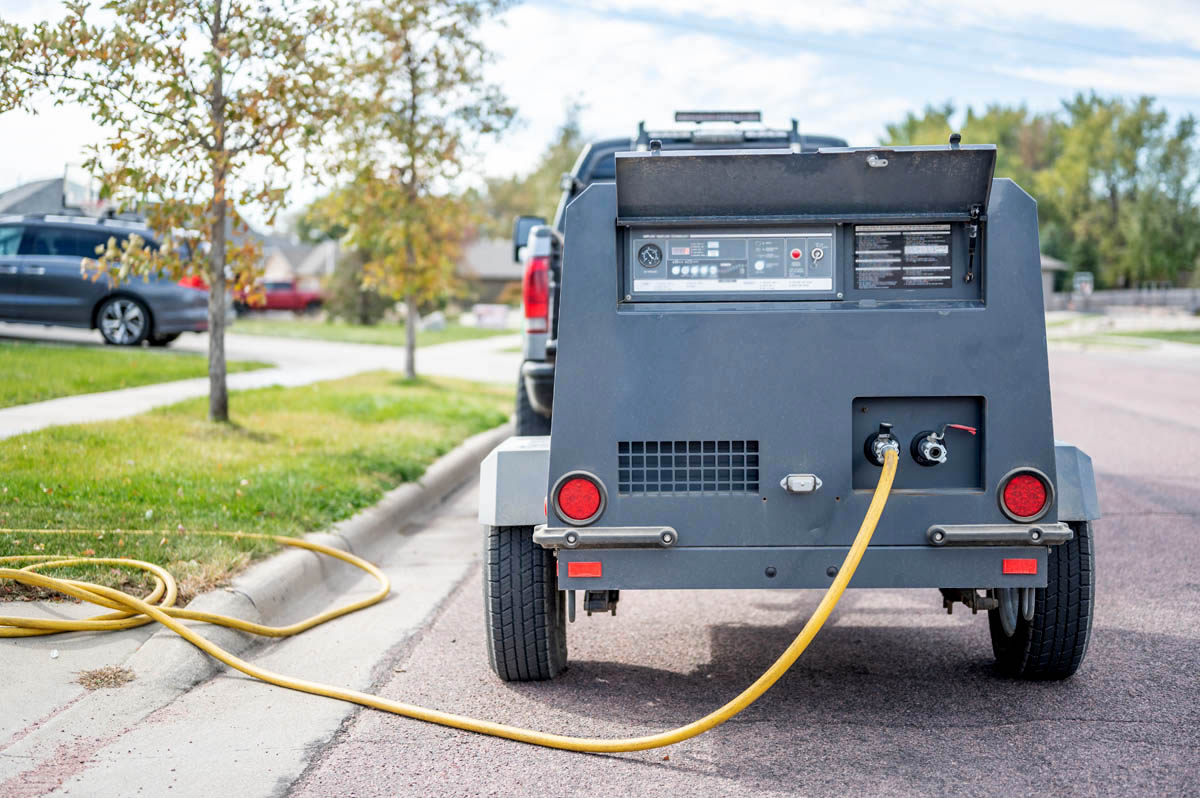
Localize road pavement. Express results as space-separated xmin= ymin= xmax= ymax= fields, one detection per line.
xmin=0 ymin=322 xmax=520 ymax=439
xmin=295 ymin=346 xmax=1200 ymax=797
xmin=2 ymin=344 xmax=1197 ymax=796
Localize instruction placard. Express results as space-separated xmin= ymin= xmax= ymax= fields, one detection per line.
xmin=854 ymin=224 xmax=952 ymax=289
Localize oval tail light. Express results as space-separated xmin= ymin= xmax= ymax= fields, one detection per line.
xmin=553 ymin=472 xmax=606 ymax=526
xmin=999 ymin=469 xmax=1052 ymax=522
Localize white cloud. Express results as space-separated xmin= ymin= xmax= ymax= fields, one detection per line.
xmin=999 ymin=55 xmax=1200 ymax=98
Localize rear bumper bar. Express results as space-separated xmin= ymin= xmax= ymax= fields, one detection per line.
xmin=556 ymin=545 xmax=1049 ymax=590
xmin=926 ymin=522 xmax=1072 ymax=547
xmin=520 ymin=360 xmax=554 ymax=417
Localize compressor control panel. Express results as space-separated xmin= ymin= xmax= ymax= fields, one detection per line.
xmin=627 ymin=227 xmax=838 ymax=301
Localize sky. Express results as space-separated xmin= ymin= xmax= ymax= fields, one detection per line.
xmin=2 ymin=0 xmax=1199 ymax=230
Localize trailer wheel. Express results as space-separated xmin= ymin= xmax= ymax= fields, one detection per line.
xmin=484 ymin=525 xmax=567 ymax=681
xmin=515 ymin=375 xmax=551 ymax=437
xmin=989 ymin=521 xmax=1094 ymax=680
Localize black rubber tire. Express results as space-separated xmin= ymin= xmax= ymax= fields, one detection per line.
xmin=96 ymin=295 xmax=151 ymax=346
xmin=515 ymin=373 xmax=551 ymax=437
xmin=483 ymin=525 xmax=567 ymax=681
xmin=989 ymin=520 xmax=1094 ymax=680
xmin=148 ymin=332 xmax=181 ymax=347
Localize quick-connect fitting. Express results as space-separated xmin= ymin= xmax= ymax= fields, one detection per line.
xmin=865 ymin=422 xmax=900 ymax=467
xmin=911 ymin=430 xmax=948 ymax=467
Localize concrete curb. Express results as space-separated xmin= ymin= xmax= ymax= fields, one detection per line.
xmin=125 ymin=420 xmax=514 ymax=690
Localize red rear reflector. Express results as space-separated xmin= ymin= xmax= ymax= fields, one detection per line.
xmin=1002 ymin=558 xmax=1038 ymax=575
xmin=1002 ymin=473 xmax=1048 ymax=519
xmin=557 ymin=477 xmax=601 ymax=521
xmin=523 ymin=255 xmax=550 ymax=333
xmin=567 ymin=561 xmax=602 ymax=578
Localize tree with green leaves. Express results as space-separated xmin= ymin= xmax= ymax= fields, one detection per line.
xmin=318 ymin=0 xmax=513 ymax=379
xmin=881 ymin=94 xmax=1199 ymax=288
xmin=480 ymin=104 xmax=586 ymax=236
xmin=0 ymin=1 xmax=341 ymax=421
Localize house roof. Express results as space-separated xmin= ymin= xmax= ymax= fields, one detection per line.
xmin=0 ymin=178 xmax=68 ymax=215
xmin=1040 ymin=253 xmax=1069 ymax=272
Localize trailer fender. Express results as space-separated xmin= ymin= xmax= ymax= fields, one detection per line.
xmin=478 ymin=436 xmax=550 ymax=527
xmin=1054 ymin=442 xmax=1101 ymax=522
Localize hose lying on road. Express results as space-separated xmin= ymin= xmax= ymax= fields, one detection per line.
xmin=0 ymin=448 xmax=898 ymax=753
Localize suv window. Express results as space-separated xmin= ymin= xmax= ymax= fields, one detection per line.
xmin=0 ymin=225 xmax=23 ymax=255
xmin=21 ymin=227 xmax=113 ymax=258
xmin=265 ymin=281 xmax=294 ymax=292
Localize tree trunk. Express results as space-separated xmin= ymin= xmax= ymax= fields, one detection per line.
xmin=208 ymin=2 xmax=229 ymax=422
xmin=208 ymin=197 xmax=229 ymax=422
xmin=404 ymin=293 xmax=417 ymax=380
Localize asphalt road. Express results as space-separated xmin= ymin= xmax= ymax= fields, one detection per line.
xmin=292 ymin=346 xmax=1200 ymax=797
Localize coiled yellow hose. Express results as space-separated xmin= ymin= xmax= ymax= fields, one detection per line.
xmin=0 ymin=448 xmax=897 ymax=753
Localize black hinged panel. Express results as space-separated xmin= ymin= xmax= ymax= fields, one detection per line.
xmin=615 ymin=145 xmax=996 ymax=220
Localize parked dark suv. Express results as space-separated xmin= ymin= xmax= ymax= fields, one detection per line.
xmin=0 ymin=214 xmax=210 ymax=346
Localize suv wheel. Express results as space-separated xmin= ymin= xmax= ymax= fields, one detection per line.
xmin=483 ymin=525 xmax=567 ymax=681
xmin=989 ymin=521 xmax=1094 ymax=679
xmin=515 ymin=375 xmax=551 ymax=436
xmin=97 ymin=296 xmax=151 ymax=346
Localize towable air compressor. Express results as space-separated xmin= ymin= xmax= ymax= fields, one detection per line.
xmin=479 ymin=141 xmax=1099 ymax=684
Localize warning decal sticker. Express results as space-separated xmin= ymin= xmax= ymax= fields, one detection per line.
xmin=854 ymin=224 xmax=952 ymax=289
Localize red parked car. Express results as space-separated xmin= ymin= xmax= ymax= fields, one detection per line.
xmin=235 ymin=278 xmax=324 ymax=315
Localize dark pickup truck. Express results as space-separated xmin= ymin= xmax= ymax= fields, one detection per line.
xmin=511 ymin=112 xmax=848 ymax=435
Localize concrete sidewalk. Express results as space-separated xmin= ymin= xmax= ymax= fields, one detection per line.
xmin=0 ymin=329 xmax=519 ymax=440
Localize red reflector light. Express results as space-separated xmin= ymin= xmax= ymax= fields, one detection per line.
xmin=1003 ymin=558 xmax=1038 ymax=575
xmin=557 ymin=477 xmax=601 ymax=521
xmin=567 ymin=561 xmax=602 ymax=578
xmin=523 ymin=255 xmax=550 ymax=333
xmin=1002 ymin=473 xmax=1048 ymax=519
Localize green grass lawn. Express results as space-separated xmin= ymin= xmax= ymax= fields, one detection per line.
xmin=1110 ymin=329 xmax=1200 ymax=345
xmin=0 ymin=340 xmax=269 ymax=409
xmin=231 ymin=317 xmax=516 ymax=347
xmin=0 ymin=372 xmax=510 ymax=601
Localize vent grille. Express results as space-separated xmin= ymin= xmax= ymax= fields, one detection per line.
xmin=617 ymin=440 xmax=759 ymax=495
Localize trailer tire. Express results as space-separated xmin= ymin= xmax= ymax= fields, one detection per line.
xmin=515 ymin=374 xmax=551 ymax=437
xmin=989 ymin=520 xmax=1094 ymax=680
xmin=484 ymin=525 xmax=567 ymax=681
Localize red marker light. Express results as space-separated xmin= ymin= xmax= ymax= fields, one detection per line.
xmin=1003 ymin=558 xmax=1038 ymax=575
xmin=567 ymin=561 xmax=602 ymax=578
xmin=790 ymin=248 xmax=802 ymax=260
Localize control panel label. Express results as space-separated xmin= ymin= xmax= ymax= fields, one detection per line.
xmin=630 ymin=229 xmax=835 ymax=297
xmin=854 ymin=224 xmax=952 ymax=289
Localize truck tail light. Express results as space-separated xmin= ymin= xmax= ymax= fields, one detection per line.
xmin=553 ymin=472 xmax=605 ymax=525
xmin=523 ymin=255 xmax=550 ymax=333
xmin=999 ymin=470 xmax=1051 ymax=522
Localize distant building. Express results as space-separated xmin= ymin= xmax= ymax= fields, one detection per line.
xmin=1040 ymin=253 xmax=1069 ymax=309
xmin=0 ymin=178 xmax=79 ymax=216
xmin=458 ymin=238 xmax=521 ymax=303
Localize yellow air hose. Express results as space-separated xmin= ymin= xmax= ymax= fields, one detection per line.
xmin=0 ymin=448 xmax=898 ymax=753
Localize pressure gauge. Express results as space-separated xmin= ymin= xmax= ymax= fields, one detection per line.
xmin=637 ymin=243 xmax=663 ymax=269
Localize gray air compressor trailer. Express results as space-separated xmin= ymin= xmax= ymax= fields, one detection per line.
xmin=479 ymin=142 xmax=1099 ymax=684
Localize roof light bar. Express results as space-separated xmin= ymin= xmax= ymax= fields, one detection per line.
xmin=675 ymin=110 xmax=762 ymax=123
